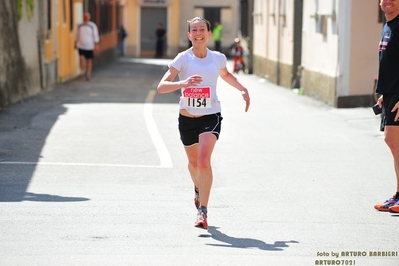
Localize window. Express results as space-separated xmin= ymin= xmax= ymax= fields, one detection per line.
xmin=254 ymin=0 xmax=263 ymax=24
xmin=100 ymin=2 xmax=112 ymax=34
xmin=88 ymin=0 xmax=113 ymax=35
xmin=89 ymin=0 xmax=97 ymax=25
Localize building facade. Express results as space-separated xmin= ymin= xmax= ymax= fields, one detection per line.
xmin=7 ymin=0 xmax=241 ymax=109
xmin=9 ymin=0 xmax=121 ymax=109
xmin=251 ymin=0 xmax=383 ymax=107
xmin=12 ymin=0 xmax=385 ymax=109
xmin=122 ymin=0 xmax=240 ymax=57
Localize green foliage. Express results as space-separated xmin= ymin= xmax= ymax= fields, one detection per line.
xmin=16 ymin=0 xmax=35 ymax=21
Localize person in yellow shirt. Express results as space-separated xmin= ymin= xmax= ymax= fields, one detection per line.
xmin=212 ymin=21 xmax=223 ymax=52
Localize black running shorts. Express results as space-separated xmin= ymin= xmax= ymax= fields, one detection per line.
xmin=78 ymin=49 xmax=94 ymax=59
xmin=381 ymin=93 xmax=399 ymax=131
xmin=178 ymin=112 xmax=222 ymax=146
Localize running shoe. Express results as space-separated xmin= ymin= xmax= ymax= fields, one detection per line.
xmin=194 ymin=210 xmax=208 ymax=229
xmin=389 ymin=200 xmax=399 ymax=213
xmin=374 ymin=195 xmax=399 ymax=212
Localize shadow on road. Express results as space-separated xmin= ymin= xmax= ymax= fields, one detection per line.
xmin=0 ymin=59 xmax=174 ymax=202
xmin=23 ymin=192 xmax=89 ymax=202
xmin=200 ymin=226 xmax=299 ymax=251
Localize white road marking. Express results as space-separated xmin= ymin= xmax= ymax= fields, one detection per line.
xmin=144 ymin=90 xmax=173 ymax=168
xmin=0 ymin=91 xmax=173 ymax=168
xmin=0 ymin=161 xmax=166 ymax=168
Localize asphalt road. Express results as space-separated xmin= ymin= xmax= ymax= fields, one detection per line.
xmin=0 ymin=58 xmax=398 ymax=266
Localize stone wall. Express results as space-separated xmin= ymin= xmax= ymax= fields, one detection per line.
xmin=253 ymin=55 xmax=294 ymax=89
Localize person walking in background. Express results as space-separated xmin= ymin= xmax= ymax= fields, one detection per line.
xmin=230 ymin=38 xmax=245 ymax=73
xmin=155 ymin=23 xmax=167 ymax=58
xmin=75 ymin=12 xmax=99 ymax=81
xmin=374 ymin=0 xmax=399 ymax=213
xmin=212 ymin=21 xmax=223 ymax=53
xmin=157 ymin=17 xmax=250 ymax=230
xmin=118 ymin=24 xmax=128 ymax=57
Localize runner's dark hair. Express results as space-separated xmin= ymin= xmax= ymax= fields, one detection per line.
xmin=187 ymin=17 xmax=211 ymax=32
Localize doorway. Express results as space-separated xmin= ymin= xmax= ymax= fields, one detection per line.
xmin=140 ymin=8 xmax=167 ymax=57
xmin=203 ymin=7 xmax=221 ymax=31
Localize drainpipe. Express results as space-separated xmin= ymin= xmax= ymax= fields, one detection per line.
xmin=37 ymin=0 xmax=45 ymax=90
xmin=247 ymin=0 xmax=254 ymax=74
xmin=335 ymin=1 xmax=340 ymax=107
xmin=276 ymin=0 xmax=281 ymax=85
xmin=291 ymin=0 xmax=303 ymax=89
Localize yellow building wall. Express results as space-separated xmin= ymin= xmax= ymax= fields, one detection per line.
xmin=169 ymin=0 xmax=180 ymax=55
xmin=44 ymin=39 xmax=54 ymax=61
xmin=43 ymin=0 xmax=54 ymax=62
xmin=124 ymin=1 xmax=139 ymax=56
xmin=57 ymin=0 xmax=77 ymax=81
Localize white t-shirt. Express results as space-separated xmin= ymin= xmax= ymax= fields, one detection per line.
xmin=76 ymin=21 xmax=100 ymax=51
xmin=169 ymin=48 xmax=226 ymax=116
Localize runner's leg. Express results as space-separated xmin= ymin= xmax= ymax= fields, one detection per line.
xmin=196 ymin=133 xmax=217 ymax=208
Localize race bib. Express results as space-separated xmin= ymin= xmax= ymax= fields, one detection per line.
xmin=182 ymin=87 xmax=211 ymax=108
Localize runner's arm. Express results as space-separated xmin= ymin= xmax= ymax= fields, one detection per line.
xmin=157 ymin=66 xmax=202 ymax=94
xmin=219 ymin=67 xmax=250 ymax=112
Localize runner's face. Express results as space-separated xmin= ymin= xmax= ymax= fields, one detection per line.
xmin=381 ymin=0 xmax=399 ymax=16
xmin=188 ymin=21 xmax=210 ymax=46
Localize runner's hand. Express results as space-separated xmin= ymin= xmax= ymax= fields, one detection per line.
xmin=241 ymin=88 xmax=250 ymax=112
xmin=377 ymin=95 xmax=383 ymax=108
xmin=181 ymin=75 xmax=203 ymax=87
xmin=392 ymin=100 xmax=399 ymax=122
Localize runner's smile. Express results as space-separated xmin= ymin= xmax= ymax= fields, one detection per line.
xmin=381 ymin=0 xmax=398 ymax=16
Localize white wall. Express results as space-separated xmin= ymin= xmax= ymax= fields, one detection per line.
xmin=18 ymin=0 xmax=41 ymax=94
xmin=253 ymin=0 xmax=295 ymax=64
xmin=302 ymin=0 xmax=380 ymax=97
xmin=347 ymin=0 xmax=380 ymax=96
xmin=74 ymin=2 xmax=84 ymax=75
xmin=267 ymin=0 xmax=279 ymax=62
xmin=302 ymin=0 xmax=339 ymax=76
xmin=279 ymin=0 xmax=294 ymax=65
xmin=252 ymin=0 xmax=269 ymax=58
